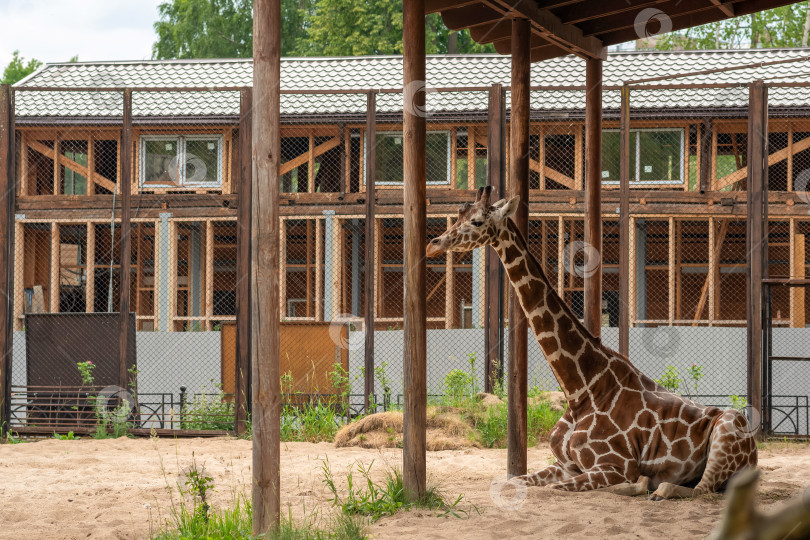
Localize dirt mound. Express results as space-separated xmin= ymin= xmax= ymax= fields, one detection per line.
xmin=475 ymin=392 xmax=504 ymax=407
xmin=530 ymin=391 xmax=567 ymax=412
xmin=334 ymin=409 xmax=477 ymax=450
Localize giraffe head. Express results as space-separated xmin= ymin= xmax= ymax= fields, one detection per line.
xmin=426 ymin=186 xmax=519 ymax=257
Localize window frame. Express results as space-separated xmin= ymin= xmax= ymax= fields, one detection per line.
xmin=601 ymin=127 xmax=684 ymax=186
xmin=139 ymin=134 xmax=224 ymax=188
xmin=369 ymin=130 xmax=452 ymax=186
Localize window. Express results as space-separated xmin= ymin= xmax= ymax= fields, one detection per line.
xmin=602 ymin=128 xmax=683 ymax=184
xmin=140 ymin=135 xmax=223 ymax=188
xmin=374 ymin=131 xmax=450 ymax=185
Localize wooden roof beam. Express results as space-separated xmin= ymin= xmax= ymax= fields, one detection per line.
xmin=597 ymin=0 xmax=797 ymax=45
xmin=483 ymin=0 xmax=605 ymax=59
xmin=469 ymin=19 xmax=513 ymax=44
xmin=579 ymin=0 xmax=734 ymax=37
xmin=554 ymin=0 xmax=672 ymax=25
xmin=710 ymin=0 xmax=736 ymax=17
xmin=441 ymin=4 xmax=504 ymax=31
xmin=492 ymin=33 xmax=554 ymax=55
xmin=425 ymin=0 xmax=483 ymax=14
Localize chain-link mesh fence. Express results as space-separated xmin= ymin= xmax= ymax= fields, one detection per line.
xmin=6 ymin=73 xmax=810 ymax=437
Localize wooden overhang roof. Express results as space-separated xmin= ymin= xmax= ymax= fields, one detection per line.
xmin=429 ymin=0 xmax=804 ymax=62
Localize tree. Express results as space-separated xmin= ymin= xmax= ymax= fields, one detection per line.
xmin=152 ymin=0 xmax=493 ymax=59
xmin=655 ymin=3 xmax=810 ymax=50
xmin=1 ymin=50 xmax=43 ymax=85
xmin=153 ymin=0 xmax=254 ymax=59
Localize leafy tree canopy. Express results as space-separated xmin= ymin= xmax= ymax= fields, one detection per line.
xmin=1 ymin=50 xmax=43 ymax=85
xmin=152 ymin=0 xmax=493 ymax=59
xmin=654 ymin=4 xmax=810 ymax=50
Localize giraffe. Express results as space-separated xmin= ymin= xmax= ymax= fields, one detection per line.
xmin=426 ymin=186 xmax=758 ymax=500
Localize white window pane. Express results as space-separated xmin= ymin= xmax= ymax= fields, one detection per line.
xmin=185 ymin=138 xmax=220 ymax=184
xmin=144 ymin=139 xmax=179 ymax=184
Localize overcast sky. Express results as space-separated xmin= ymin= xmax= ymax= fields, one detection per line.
xmin=0 ymin=0 xmax=165 ymax=69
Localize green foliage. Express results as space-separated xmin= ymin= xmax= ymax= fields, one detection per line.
xmin=1 ymin=426 xmax=22 ymax=444
xmin=151 ymin=0 xmax=493 ymax=60
xmin=1 ymin=51 xmax=42 ymax=85
xmin=181 ymin=383 xmax=235 ymax=430
xmin=53 ymin=431 xmax=77 ymax=440
xmin=655 ymin=365 xmax=683 ymax=393
xmin=687 ymin=363 xmax=704 ymax=395
xmin=374 ymin=362 xmax=392 ymax=409
xmin=322 ymin=459 xmax=472 ymax=523
xmin=153 ymin=0 xmax=253 ymax=59
xmin=444 ymin=369 xmax=474 ymax=402
xmin=729 ymin=394 xmax=748 ymax=411
xmin=76 ymin=361 xmax=95 ymax=386
xmin=471 ymin=398 xmax=563 ymax=449
xmin=654 ymin=5 xmax=810 ymax=50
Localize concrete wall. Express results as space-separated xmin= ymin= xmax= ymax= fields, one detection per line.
xmin=349 ymin=326 xmax=809 ymax=434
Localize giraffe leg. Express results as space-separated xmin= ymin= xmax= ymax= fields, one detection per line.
xmin=599 ymin=475 xmax=650 ymax=497
xmin=693 ymin=408 xmax=758 ymax=496
xmin=512 ymin=462 xmax=573 ymax=487
xmin=649 ymin=409 xmax=758 ymax=501
xmin=548 ymin=465 xmax=631 ymax=492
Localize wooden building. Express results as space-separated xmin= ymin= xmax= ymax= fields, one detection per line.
xmin=11 ymin=48 xmax=810 ymax=333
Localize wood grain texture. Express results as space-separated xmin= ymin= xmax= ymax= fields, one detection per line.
xmin=364 ymin=91 xmax=376 ymax=412
xmin=583 ymin=57 xmax=602 ymax=337
xmin=119 ymin=89 xmax=133 ymax=391
xmin=507 ymin=17 xmax=530 ymax=479
xmin=402 ymin=0 xmax=427 ymax=502
xmin=0 ymin=85 xmax=13 ymax=427
xmin=235 ymin=87 xmax=252 ymax=435
xmin=252 ymin=0 xmax=282 ymax=532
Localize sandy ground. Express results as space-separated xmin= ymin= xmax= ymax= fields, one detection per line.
xmin=1 ymin=437 xmax=809 ymax=539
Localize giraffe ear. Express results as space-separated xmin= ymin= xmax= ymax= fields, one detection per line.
xmin=494 ymin=196 xmax=519 ymax=221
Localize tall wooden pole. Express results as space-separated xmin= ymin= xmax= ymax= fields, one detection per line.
xmin=618 ymin=85 xmax=630 ymax=356
xmin=0 ymin=85 xmax=14 ymax=431
xmin=235 ymin=87 xmax=253 ymax=435
xmin=119 ymin=89 xmax=132 ymax=390
xmin=402 ymin=0 xmax=427 ymax=501
xmin=584 ymin=58 xmax=603 ymax=337
xmin=252 ymin=0 xmax=282 ymax=532
xmin=485 ymin=83 xmax=504 ymax=393
xmin=364 ymin=91 xmax=376 ymax=413
xmin=507 ymin=17 xmax=530 ymax=478
xmin=746 ymin=80 xmax=767 ymax=439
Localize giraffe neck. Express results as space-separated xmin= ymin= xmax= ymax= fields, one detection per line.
xmin=493 ymin=219 xmax=609 ymax=404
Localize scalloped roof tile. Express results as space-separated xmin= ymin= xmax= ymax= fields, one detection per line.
xmin=14 ymin=48 xmax=810 ymax=118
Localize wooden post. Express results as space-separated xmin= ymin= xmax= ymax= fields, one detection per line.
xmin=402 ymin=0 xmax=427 ymax=502
xmin=364 ymin=91 xmax=376 ymax=413
xmin=618 ymin=85 xmax=630 ymax=356
xmin=746 ymin=80 xmax=767 ymax=438
xmin=86 ymin=223 xmax=95 ymax=313
xmin=708 ymin=217 xmax=716 ymax=325
xmin=252 ymin=0 xmax=282 ymax=532
xmin=0 ymin=84 xmax=15 ymax=430
xmin=584 ymin=58 xmax=603 ymax=337
xmin=50 ymin=222 xmax=59 ymax=312
xmin=700 ymin=118 xmax=712 ymax=193
xmin=205 ymin=221 xmax=214 ymax=330
xmin=235 ymin=87 xmax=252 ymax=435
xmin=485 ymin=83 xmax=505 ymax=393
xmin=507 ymin=17 xmax=530 ymax=479
xmin=445 ymin=217 xmax=455 ymax=329
xmin=119 ymin=89 xmax=132 ymax=391
xmin=13 ymin=223 xmax=23 ymax=331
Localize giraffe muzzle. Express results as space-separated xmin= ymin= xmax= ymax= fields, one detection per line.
xmin=426 ymin=237 xmax=445 ymax=257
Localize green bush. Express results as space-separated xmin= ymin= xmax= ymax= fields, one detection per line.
xmin=181 ymin=383 xmax=235 ymax=431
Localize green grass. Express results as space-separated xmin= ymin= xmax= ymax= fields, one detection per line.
xmin=321 ymin=458 xmax=474 ymax=522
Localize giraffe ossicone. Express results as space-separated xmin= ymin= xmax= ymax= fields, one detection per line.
xmin=427 ymin=186 xmax=758 ymax=499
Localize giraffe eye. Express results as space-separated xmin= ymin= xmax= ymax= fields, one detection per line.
xmin=471 ymin=220 xmax=484 ymax=227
